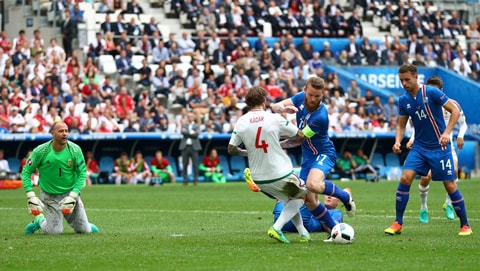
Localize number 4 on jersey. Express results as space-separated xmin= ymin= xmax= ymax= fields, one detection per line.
xmin=255 ymin=127 xmax=269 ymax=153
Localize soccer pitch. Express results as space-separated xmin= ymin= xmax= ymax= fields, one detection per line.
xmin=1 ymin=179 xmax=479 ymax=271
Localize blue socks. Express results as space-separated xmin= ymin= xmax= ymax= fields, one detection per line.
xmin=323 ymin=180 xmax=351 ymax=204
xmin=311 ymin=203 xmax=336 ymax=230
xmin=395 ymin=183 xmax=411 ymax=225
xmin=449 ymin=189 xmax=469 ymax=227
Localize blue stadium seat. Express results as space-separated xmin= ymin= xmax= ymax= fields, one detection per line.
xmin=229 ymin=156 xmax=247 ymax=181
xmin=384 ymin=153 xmax=400 ymax=167
xmin=218 ymin=155 xmax=234 ymax=181
xmin=99 ymin=156 xmax=114 ymax=184
xmin=457 ymin=141 xmax=476 ymax=173
xmin=165 ymin=155 xmax=182 ymax=183
xmin=371 ymin=153 xmax=385 ymax=167
xmin=144 ymin=156 xmax=153 ymax=168
xmin=7 ymin=157 xmax=21 ymax=173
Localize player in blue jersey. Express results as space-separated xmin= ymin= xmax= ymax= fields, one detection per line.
xmin=270 ymin=76 xmax=356 ymax=237
xmin=406 ymin=76 xmax=468 ymax=223
xmin=274 ymin=188 xmax=351 ymax=234
xmin=384 ymin=64 xmax=472 ymax=236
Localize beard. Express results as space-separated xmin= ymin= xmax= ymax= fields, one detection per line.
xmin=304 ymin=97 xmax=320 ymax=111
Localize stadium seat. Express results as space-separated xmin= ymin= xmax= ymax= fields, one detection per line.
xmin=166 ymin=155 xmax=183 ymax=183
xmin=99 ymin=156 xmax=115 ymax=184
xmin=7 ymin=157 xmax=21 ymax=174
xmin=218 ymin=155 xmax=234 ymax=181
xmin=371 ymin=153 xmax=385 ymax=167
xmin=385 ymin=153 xmax=400 ymax=167
xmin=229 ymin=156 xmax=247 ymax=181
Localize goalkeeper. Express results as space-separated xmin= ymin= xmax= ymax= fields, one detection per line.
xmin=22 ymin=121 xmax=98 ymax=235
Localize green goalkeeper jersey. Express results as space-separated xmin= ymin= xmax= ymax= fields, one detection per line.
xmin=22 ymin=140 xmax=86 ymax=195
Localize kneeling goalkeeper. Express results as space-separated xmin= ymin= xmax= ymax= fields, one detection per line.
xmin=22 ymin=121 xmax=98 ymax=235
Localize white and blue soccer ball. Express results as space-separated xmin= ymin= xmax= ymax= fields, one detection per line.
xmin=331 ymin=223 xmax=355 ymax=244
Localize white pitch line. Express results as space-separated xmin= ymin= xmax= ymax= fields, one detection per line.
xmin=2 ymin=207 xmax=480 ymax=221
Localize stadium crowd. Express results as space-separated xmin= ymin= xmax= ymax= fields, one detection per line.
xmin=0 ymin=0 xmax=478 ymax=135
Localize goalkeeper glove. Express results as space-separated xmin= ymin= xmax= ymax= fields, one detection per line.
xmin=59 ymin=192 xmax=78 ymax=215
xmin=26 ymin=191 xmax=44 ymax=216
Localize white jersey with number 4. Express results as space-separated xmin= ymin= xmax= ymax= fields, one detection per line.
xmin=229 ymin=109 xmax=298 ymax=181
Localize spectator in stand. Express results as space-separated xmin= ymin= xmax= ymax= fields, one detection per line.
xmin=383 ymin=95 xmax=398 ymax=123
xmin=265 ymin=77 xmax=283 ymax=101
xmin=452 ymin=51 xmax=472 ymax=78
xmin=98 ymin=108 xmax=121 ymax=133
xmin=346 ymin=79 xmax=361 ymax=103
xmin=469 ymin=54 xmax=480 ymax=81
xmin=168 ymin=42 xmax=181 ymax=63
xmin=97 ymin=0 xmax=113 ymax=13
xmin=448 ymin=10 xmax=465 ymax=36
xmin=364 ymin=42 xmax=380 ymax=66
xmin=177 ymin=32 xmax=196 ymax=55
xmin=128 ymin=17 xmax=143 ymax=38
xmin=216 ymin=5 xmax=234 ymax=33
xmin=152 ymin=40 xmax=170 ymax=64
xmin=197 ymin=7 xmax=217 ymax=34
xmin=188 ymin=82 xmax=209 ymax=124
xmin=114 ymin=86 xmax=135 ymax=121
xmin=61 ymin=9 xmax=76 ymax=58
xmin=144 ymin=17 xmax=159 ymax=36
xmin=99 ymin=75 xmax=115 ymax=102
xmin=135 ymin=34 xmax=152 ymax=57
xmin=27 ymin=78 xmax=42 ymax=103
xmin=126 ymin=0 xmax=144 ymax=15
xmin=135 ymin=58 xmax=152 ymax=87
xmin=113 ymin=14 xmax=127 ymax=36
xmin=153 ymin=67 xmax=170 ymax=97
xmin=116 ymin=49 xmax=133 ymax=75
xmin=0 ymin=31 xmax=12 ymax=53
xmin=368 ymin=96 xmax=384 ymax=120
xmin=85 ymin=89 xmax=102 ymax=113
xmin=9 ymin=106 xmax=25 ymax=133
xmin=345 ymin=35 xmax=361 ymax=65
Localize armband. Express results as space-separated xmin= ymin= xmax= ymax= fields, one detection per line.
xmin=302 ymin=125 xmax=316 ymax=139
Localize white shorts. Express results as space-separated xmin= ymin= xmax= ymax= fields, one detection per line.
xmin=257 ymin=173 xmax=307 ymax=203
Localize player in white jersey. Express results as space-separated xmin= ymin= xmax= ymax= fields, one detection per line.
xmin=407 ymin=76 xmax=468 ymax=223
xmin=228 ymin=86 xmax=311 ymax=244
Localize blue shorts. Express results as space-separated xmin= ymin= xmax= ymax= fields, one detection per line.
xmin=403 ymin=148 xmax=456 ymax=181
xmin=299 ymin=153 xmax=336 ymax=181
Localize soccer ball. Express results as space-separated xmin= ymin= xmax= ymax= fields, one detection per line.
xmin=331 ymin=223 xmax=355 ymax=244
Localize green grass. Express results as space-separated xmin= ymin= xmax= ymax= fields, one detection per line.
xmin=1 ymin=179 xmax=479 ymax=271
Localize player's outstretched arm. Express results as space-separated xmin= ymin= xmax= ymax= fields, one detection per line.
xmin=228 ymin=144 xmax=248 ymax=157
xmin=271 ymin=98 xmax=297 ymax=114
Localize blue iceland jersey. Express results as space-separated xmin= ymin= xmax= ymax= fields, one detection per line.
xmin=398 ymin=84 xmax=449 ymax=151
xmin=291 ymin=92 xmax=337 ymax=161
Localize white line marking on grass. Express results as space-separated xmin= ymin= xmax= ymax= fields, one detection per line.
xmin=2 ymin=208 xmax=479 ymax=221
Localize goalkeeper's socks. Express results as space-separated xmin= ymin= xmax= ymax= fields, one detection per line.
xmin=419 ymin=184 xmax=429 ymax=210
xmin=449 ymin=189 xmax=469 ymax=227
xmin=323 ymin=180 xmax=350 ymax=204
xmin=311 ymin=203 xmax=336 ymax=230
xmin=395 ymin=183 xmax=411 ymax=225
